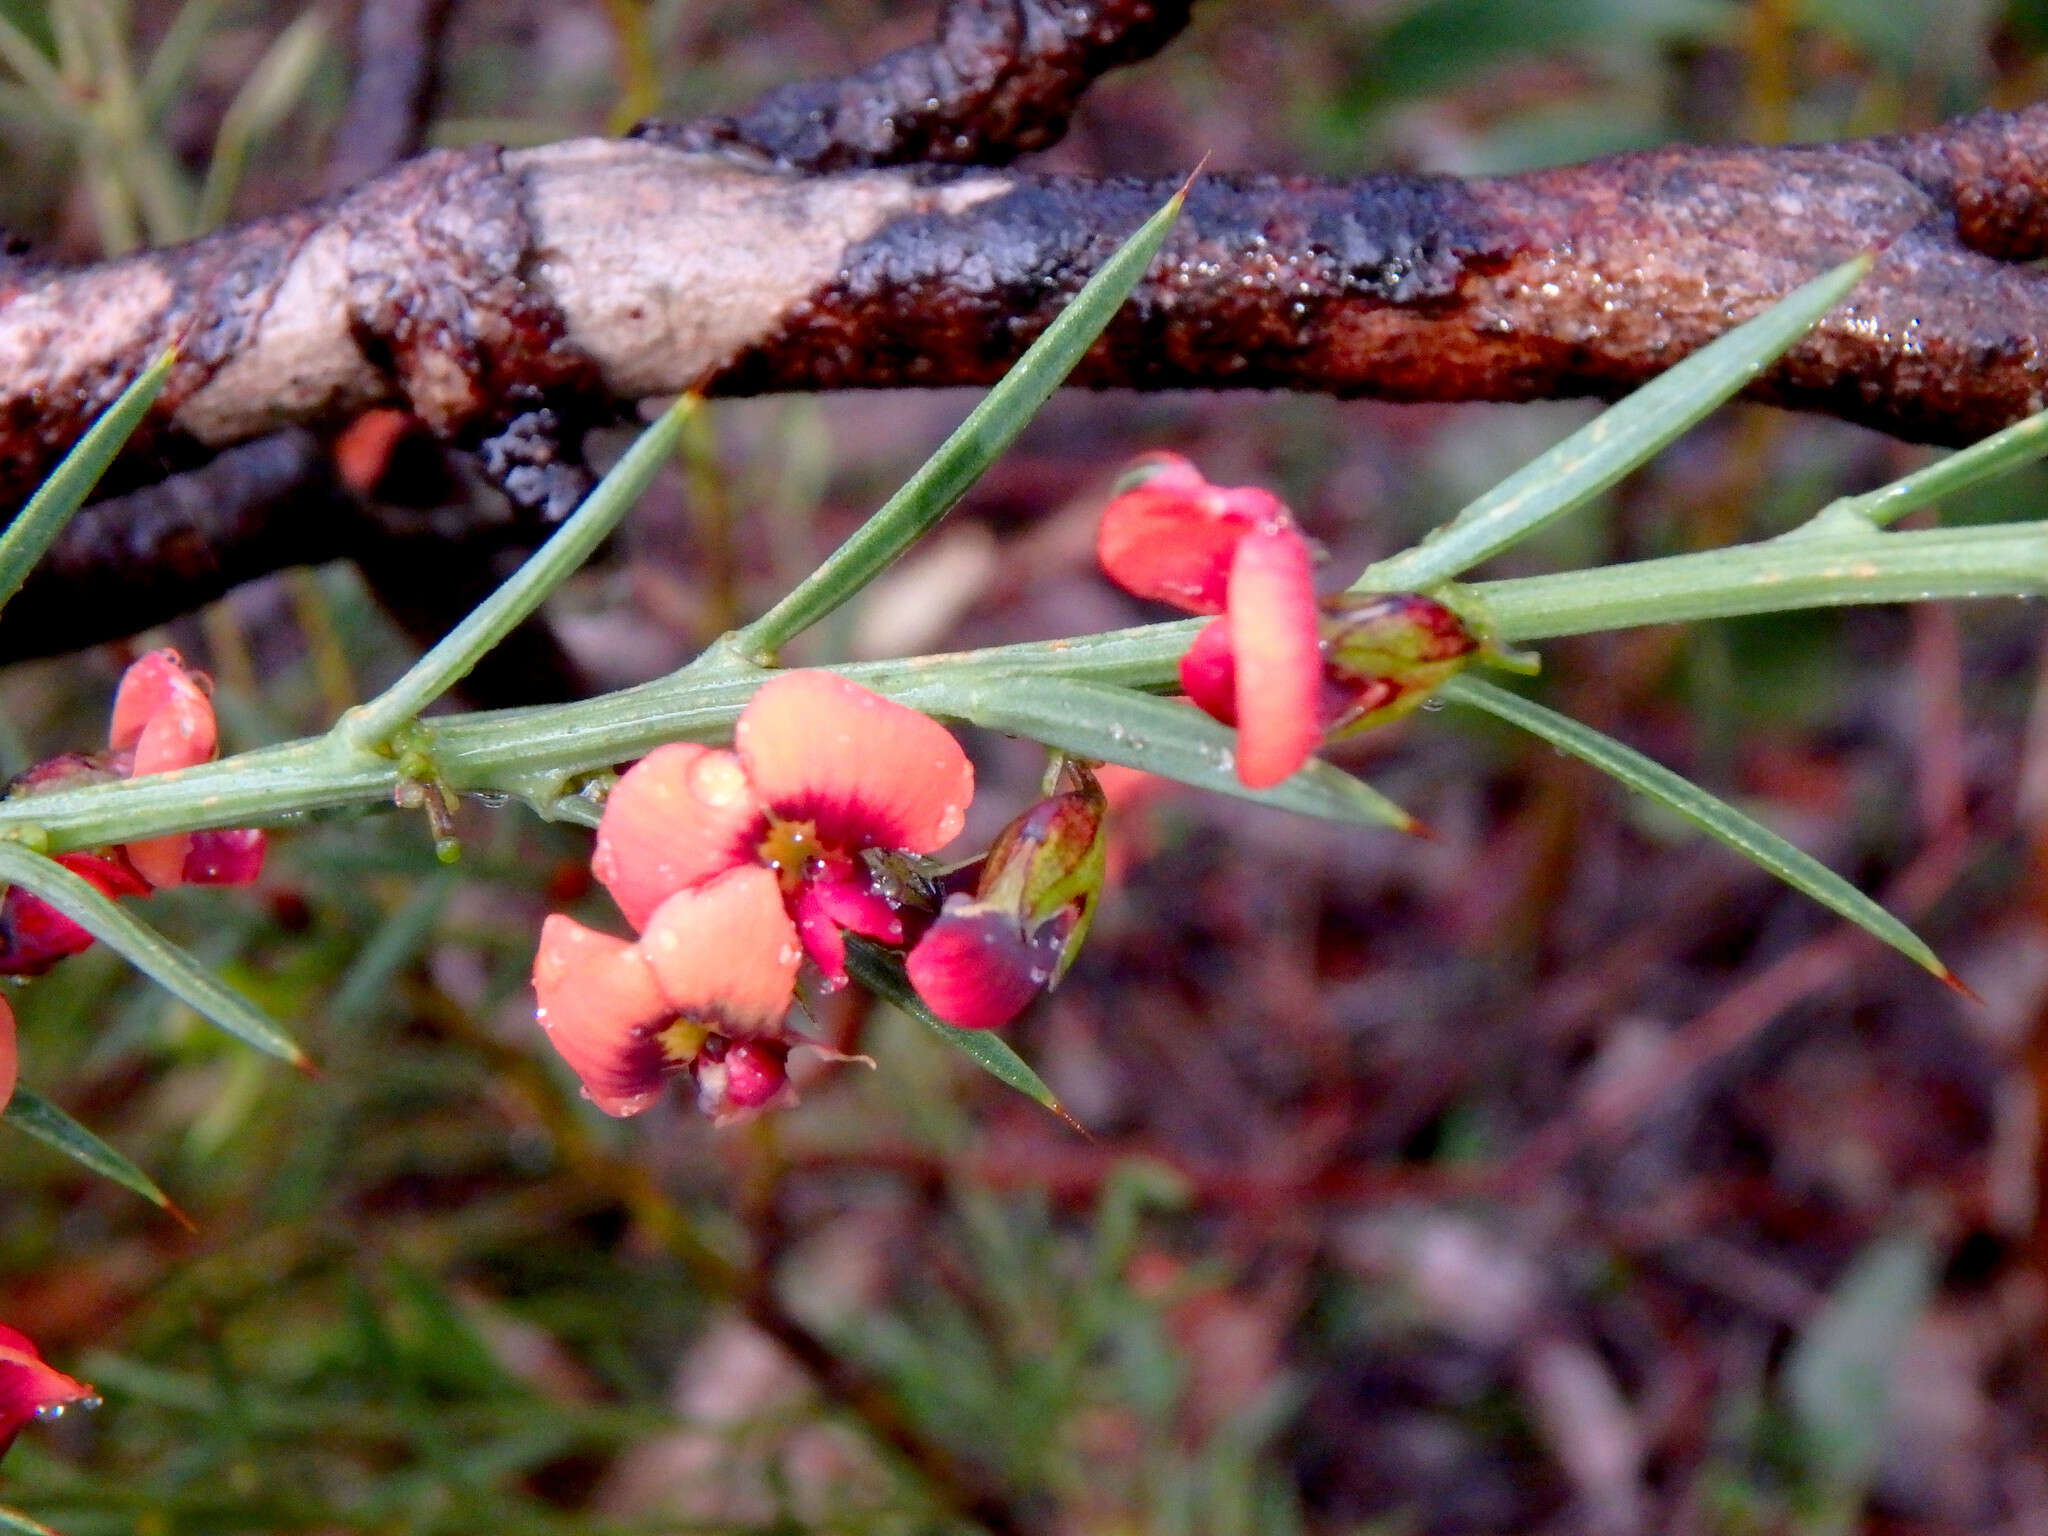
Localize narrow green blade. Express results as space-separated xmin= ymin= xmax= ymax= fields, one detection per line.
xmin=738 ymin=183 xmax=1189 ymax=659
xmin=0 ymin=843 xmax=309 ymax=1067
xmin=1443 ymin=675 xmax=1960 ymax=987
xmin=0 ymin=348 xmax=176 ymax=618
xmin=0 ymin=1504 xmax=65 ymax=1536
xmin=344 ymin=394 xmax=699 ymax=746
xmin=843 ymin=938 xmax=1078 ymax=1124
xmin=5 ymin=1086 xmax=176 ymax=1212
xmin=1364 ymin=255 xmax=1871 ymax=591
xmin=942 ymin=675 xmax=1420 ymax=833
xmin=1789 ymin=400 xmax=2048 ymax=538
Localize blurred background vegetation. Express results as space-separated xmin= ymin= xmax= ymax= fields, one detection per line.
xmin=5 ymin=1 xmax=2048 ymax=1531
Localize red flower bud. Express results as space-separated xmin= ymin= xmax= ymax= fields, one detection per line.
xmin=1318 ymin=592 xmax=1479 ymax=736
xmin=906 ymin=766 xmax=1108 ymax=1029
xmin=0 ymin=1323 xmax=95 ymax=1459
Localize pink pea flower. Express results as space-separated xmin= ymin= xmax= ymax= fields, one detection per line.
xmin=0 ymin=651 xmax=266 ymax=976
xmin=107 ymin=649 xmax=266 ymax=890
xmin=533 ymin=670 xmax=974 ymax=1120
xmin=1097 ymin=454 xmax=1322 ymax=788
xmin=1099 ymin=457 xmax=1482 ymax=786
xmin=0 ymin=1323 xmax=95 ymax=1459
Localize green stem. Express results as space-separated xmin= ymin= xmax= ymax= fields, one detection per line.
xmin=6 ymin=519 xmax=2046 ymax=852
xmin=731 ymin=185 xmax=1186 ymax=663
xmin=1787 ymin=406 xmax=2048 ymax=538
xmin=338 ymin=394 xmax=699 ymax=751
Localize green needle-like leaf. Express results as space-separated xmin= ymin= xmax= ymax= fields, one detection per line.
xmin=939 ymin=676 xmax=1420 ymax=833
xmin=343 ymin=394 xmax=700 ymax=748
xmin=1363 ymin=255 xmax=1871 ymax=592
xmin=0 ymin=1503 xmax=66 ymax=1536
xmin=843 ymin=938 xmax=1080 ymax=1126
xmin=0 ymin=843 xmax=309 ymax=1067
xmin=0 ymin=349 xmax=176 ymax=618
xmin=1788 ymin=400 xmax=2048 ymax=539
xmin=737 ymin=182 xmax=1189 ymax=660
xmin=1443 ymin=675 xmax=1961 ymax=988
xmin=5 ymin=1087 xmax=177 ymax=1213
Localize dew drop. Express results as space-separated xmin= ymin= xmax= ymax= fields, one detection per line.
xmin=34 ymin=1404 xmax=64 ymax=1422
xmin=1420 ymin=696 xmax=1447 ymax=712
xmin=473 ymin=791 xmax=511 ymax=809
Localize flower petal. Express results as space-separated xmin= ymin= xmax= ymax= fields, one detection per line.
xmin=905 ymin=898 xmax=1065 ymax=1030
xmin=532 ymin=914 xmax=678 ymax=1117
xmin=0 ymin=853 xmax=149 ymax=975
xmin=181 ymin=828 xmax=268 ymax=886
xmin=592 ymin=743 xmax=763 ymax=929
xmin=1226 ymin=527 xmax=1323 ymax=789
xmin=1097 ymin=454 xmax=1296 ymax=614
xmin=123 ymin=834 xmax=195 ymax=891
xmin=720 ymin=1039 xmax=790 ymax=1108
xmin=0 ymin=1323 xmax=94 ymax=1457
xmin=638 ymin=866 xmax=800 ymax=1037
xmin=793 ymin=883 xmax=849 ymax=989
xmin=109 ymin=650 xmax=196 ymax=753
xmin=738 ymin=671 xmax=973 ymax=855
xmin=693 ymin=1035 xmax=792 ymax=1121
xmin=1178 ymin=618 xmax=1239 ymax=726
xmin=809 ymin=865 xmax=905 ymax=945
xmin=128 ymin=665 xmax=217 ymax=777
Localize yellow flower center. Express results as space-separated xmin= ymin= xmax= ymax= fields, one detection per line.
xmin=658 ymin=1018 xmax=711 ymax=1064
xmin=754 ymin=817 xmax=825 ymax=895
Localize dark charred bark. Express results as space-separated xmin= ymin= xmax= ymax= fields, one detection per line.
xmin=11 ymin=98 xmax=2048 ymax=654
xmin=0 ymin=431 xmax=353 ymax=662
xmin=634 ymin=0 xmax=1195 ymax=171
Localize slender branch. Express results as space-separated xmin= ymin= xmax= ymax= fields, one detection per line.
xmin=5 ymin=518 xmax=2043 ymax=853
xmin=0 ymin=429 xmax=354 ymax=661
xmin=635 ymin=0 xmax=1194 ymax=171
xmin=323 ymin=0 xmax=455 ymax=195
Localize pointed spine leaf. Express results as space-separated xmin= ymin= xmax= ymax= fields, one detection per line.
xmin=5 ymin=1087 xmax=176 ymax=1213
xmin=0 ymin=348 xmax=176 ymax=619
xmin=939 ymin=675 xmax=1419 ymax=832
xmin=0 ymin=842 xmax=309 ymax=1067
xmin=1442 ymin=675 xmax=1958 ymax=986
xmin=737 ymin=184 xmax=1189 ymax=659
xmin=0 ymin=1505 xmax=66 ymax=1536
xmin=1363 ymin=255 xmax=1871 ymax=591
xmin=343 ymin=393 xmax=700 ymax=748
xmin=843 ymin=937 xmax=1078 ymax=1125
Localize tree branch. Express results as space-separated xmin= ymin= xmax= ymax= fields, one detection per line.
xmin=634 ymin=0 xmax=1195 ymax=170
xmin=9 ymin=104 xmax=2048 ymax=524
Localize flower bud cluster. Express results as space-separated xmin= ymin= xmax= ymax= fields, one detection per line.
xmin=1097 ymin=454 xmax=1487 ymax=785
xmin=530 ymin=672 xmax=1110 ymax=1123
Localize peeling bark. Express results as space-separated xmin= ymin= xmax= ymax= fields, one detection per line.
xmin=10 ymin=106 xmax=2048 ymax=526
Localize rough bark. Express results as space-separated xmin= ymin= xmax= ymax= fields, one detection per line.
xmin=10 ymin=105 xmax=2048 ymax=529
xmin=636 ymin=0 xmax=1195 ymax=171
